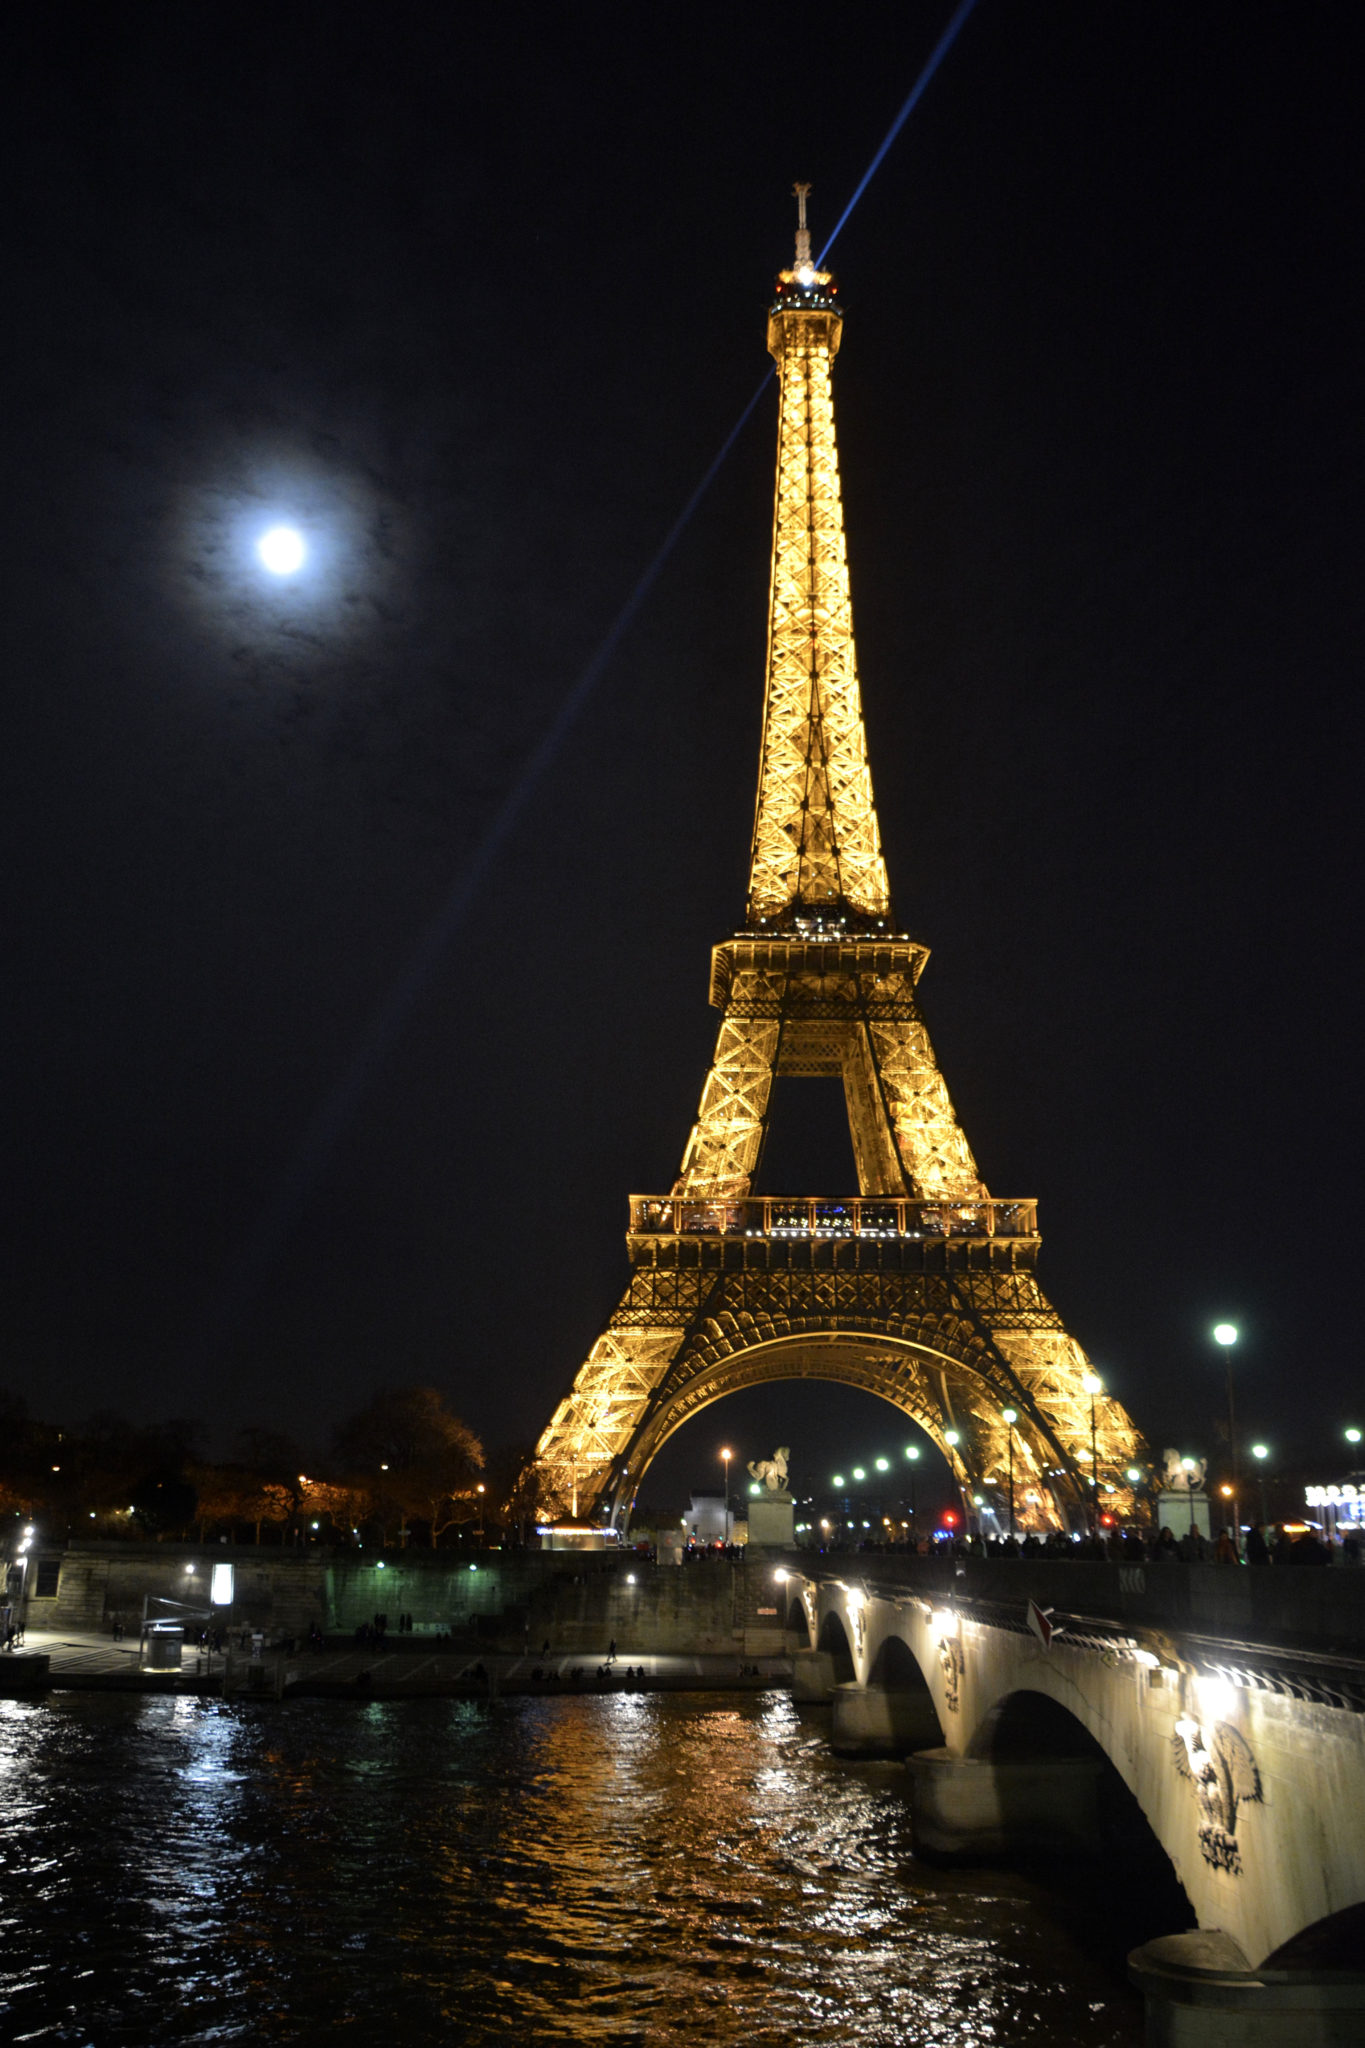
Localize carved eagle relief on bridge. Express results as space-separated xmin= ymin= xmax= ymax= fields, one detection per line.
xmin=1172 ymin=1719 xmax=1263 ymax=1873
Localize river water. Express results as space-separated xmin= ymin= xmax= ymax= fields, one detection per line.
xmin=1 ymin=1690 xmax=1143 ymax=2046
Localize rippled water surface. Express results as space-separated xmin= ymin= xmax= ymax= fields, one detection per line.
xmin=1 ymin=1691 xmax=1142 ymax=2045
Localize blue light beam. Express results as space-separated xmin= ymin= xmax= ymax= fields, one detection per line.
xmin=817 ymin=0 xmax=982 ymax=268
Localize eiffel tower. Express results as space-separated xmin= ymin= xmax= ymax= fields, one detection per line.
xmin=533 ymin=191 xmax=1145 ymax=1532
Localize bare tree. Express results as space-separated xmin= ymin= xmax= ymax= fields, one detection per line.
xmin=331 ymin=1386 xmax=483 ymax=1547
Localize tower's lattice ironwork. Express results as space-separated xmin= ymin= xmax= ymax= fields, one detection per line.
xmin=532 ymin=195 xmax=1145 ymax=1531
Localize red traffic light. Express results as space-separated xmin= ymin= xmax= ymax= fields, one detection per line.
xmin=941 ymin=1510 xmax=958 ymax=1527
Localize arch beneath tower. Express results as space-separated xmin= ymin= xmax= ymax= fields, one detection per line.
xmin=604 ymin=1325 xmax=1080 ymax=1532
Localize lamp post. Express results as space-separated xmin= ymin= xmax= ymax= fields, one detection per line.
xmin=720 ymin=1447 xmax=732 ymax=1546
xmin=1212 ymin=1322 xmax=1240 ymax=1551
xmin=1345 ymin=1431 xmax=1362 ymax=1543
xmin=1001 ymin=1408 xmax=1017 ymax=1541
xmin=1126 ymin=1463 xmax=1147 ymax=1538
xmin=904 ymin=1444 xmax=920 ymax=1542
xmin=1250 ymin=1443 xmax=1270 ymax=1529
xmin=1181 ymin=1456 xmax=1199 ymax=1540
xmin=944 ymin=1428 xmax=967 ymax=1532
xmin=1082 ymin=1372 xmax=1103 ymax=1536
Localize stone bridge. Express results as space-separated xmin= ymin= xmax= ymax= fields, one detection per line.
xmin=783 ymin=1555 xmax=1365 ymax=2044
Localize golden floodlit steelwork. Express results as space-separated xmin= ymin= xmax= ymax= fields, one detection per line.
xmin=532 ymin=192 xmax=1145 ymax=1530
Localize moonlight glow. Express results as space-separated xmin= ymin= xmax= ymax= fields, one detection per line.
xmin=257 ymin=525 xmax=307 ymax=576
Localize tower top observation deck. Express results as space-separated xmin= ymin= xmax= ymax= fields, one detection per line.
xmin=768 ymin=180 xmax=842 ymax=338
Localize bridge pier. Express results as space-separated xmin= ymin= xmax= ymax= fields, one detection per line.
xmin=905 ymin=1747 xmax=1102 ymax=1861
xmin=830 ymin=1682 xmax=942 ymax=1757
xmin=791 ymin=1648 xmax=838 ymax=1702
xmin=1128 ymin=1930 xmax=1365 ymax=2046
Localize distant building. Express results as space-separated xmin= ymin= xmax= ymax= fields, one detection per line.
xmin=685 ymin=1492 xmax=744 ymax=1544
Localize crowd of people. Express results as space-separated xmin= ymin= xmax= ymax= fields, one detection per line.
xmin=830 ymin=1522 xmax=1362 ymax=1564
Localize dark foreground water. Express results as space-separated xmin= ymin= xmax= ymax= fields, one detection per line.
xmin=1 ymin=1691 xmax=1142 ymax=2046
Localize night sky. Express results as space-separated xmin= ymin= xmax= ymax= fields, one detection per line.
xmin=5 ymin=4 xmax=1361 ymax=1503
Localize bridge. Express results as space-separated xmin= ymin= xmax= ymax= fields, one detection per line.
xmin=783 ymin=1554 xmax=1365 ymax=2042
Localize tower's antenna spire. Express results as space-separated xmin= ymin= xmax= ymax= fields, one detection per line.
xmin=793 ymin=181 xmax=812 ymax=272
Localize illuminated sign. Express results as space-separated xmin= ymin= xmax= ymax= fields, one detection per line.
xmin=210 ymin=1563 xmax=235 ymax=1606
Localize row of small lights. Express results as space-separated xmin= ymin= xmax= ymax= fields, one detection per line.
xmin=831 ymin=1445 xmax=925 ymax=1488
xmin=829 ymin=1428 xmax=1365 ymax=1498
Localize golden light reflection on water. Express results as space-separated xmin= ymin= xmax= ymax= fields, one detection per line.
xmin=0 ymin=1690 xmax=1141 ymax=2046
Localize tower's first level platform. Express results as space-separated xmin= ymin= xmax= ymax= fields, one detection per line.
xmin=626 ymin=1194 xmax=1039 ymax=1274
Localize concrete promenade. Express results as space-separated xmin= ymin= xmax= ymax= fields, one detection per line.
xmin=7 ymin=1627 xmax=792 ymax=1699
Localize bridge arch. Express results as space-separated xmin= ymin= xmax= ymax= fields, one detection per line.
xmin=970 ymin=1685 xmax=1121 ymax=1763
xmin=816 ymin=1609 xmax=856 ymax=1686
xmin=1262 ymin=1901 xmax=1365 ymax=1970
xmin=867 ymin=1633 xmax=946 ymax=1749
xmin=616 ymin=1328 xmax=1081 ymax=1530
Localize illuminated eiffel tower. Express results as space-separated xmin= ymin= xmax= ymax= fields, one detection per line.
xmin=533 ymin=191 xmax=1145 ymax=1531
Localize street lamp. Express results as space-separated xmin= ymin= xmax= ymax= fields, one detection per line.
xmin=1251 ymin=1442 xmax=1270 ymax=1528
xmin=1181 ymin=1456 xmax=1199 ymax=1540
xmin=1001 ymin=1408 xmax=1017 ymax=1541
xmin=942 ymin=1427 xmax=969 ymax=1529
xmin=720 ymin=1448 xmax=732 ymax=1545
xmin=1082 ymin=1372 xmax=1103 ymax=1535
xmin=904 ymin=1444 xmax=920 ymax=1539
xmin=1212 ymin=1322 xmax=1240 ymax=1548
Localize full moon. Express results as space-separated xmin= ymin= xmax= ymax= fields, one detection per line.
xmin=257 ymin=525 xmax=307 ymax=576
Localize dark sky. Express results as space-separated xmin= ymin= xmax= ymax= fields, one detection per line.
xmin=4 ymin=3 xmax=1361 ymax=1502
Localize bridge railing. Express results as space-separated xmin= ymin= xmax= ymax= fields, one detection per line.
xmin=628 ymin=1195 xmax=1038 ymax=1241
xmin=793 ymin=1554 xmax=1365 ymax=1667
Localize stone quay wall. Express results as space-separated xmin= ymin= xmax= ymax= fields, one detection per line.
xmin=22 ymin=1543 xmax=796 ymax=1656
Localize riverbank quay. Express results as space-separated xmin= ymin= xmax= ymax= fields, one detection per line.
xmin=11 ymin=1628 xmax=793 ymax=1699
xmin=17 ymin=1539 xmax=798 ymax=1653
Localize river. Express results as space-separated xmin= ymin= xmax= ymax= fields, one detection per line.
xmin=0 ymin=1689 xmax=1144 ymax=2045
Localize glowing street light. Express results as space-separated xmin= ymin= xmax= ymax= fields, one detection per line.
xmin=720 ymin=1447 xmax=732 ymax=1544
xmin=1001 ymin=1407 xmax=1017 ymax=1540
xmin=1211 ymin=1323 xmax=1240 ymax=1551
xmin=1179 ymin=1455 xmax=1201 ymax=1539
xmin=941 ymin=1427 xmax=967 ymax=1524
xmin=904 ymin=1444 xmax=920 ymax=1537
xmin=1250 ymin=1442 xmax=1270 ymax=1527
xmin=1082 ymin=1372 xmax=1103 ymax=1534
xmin=256 ymin=524 xmax=307 ymax=576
